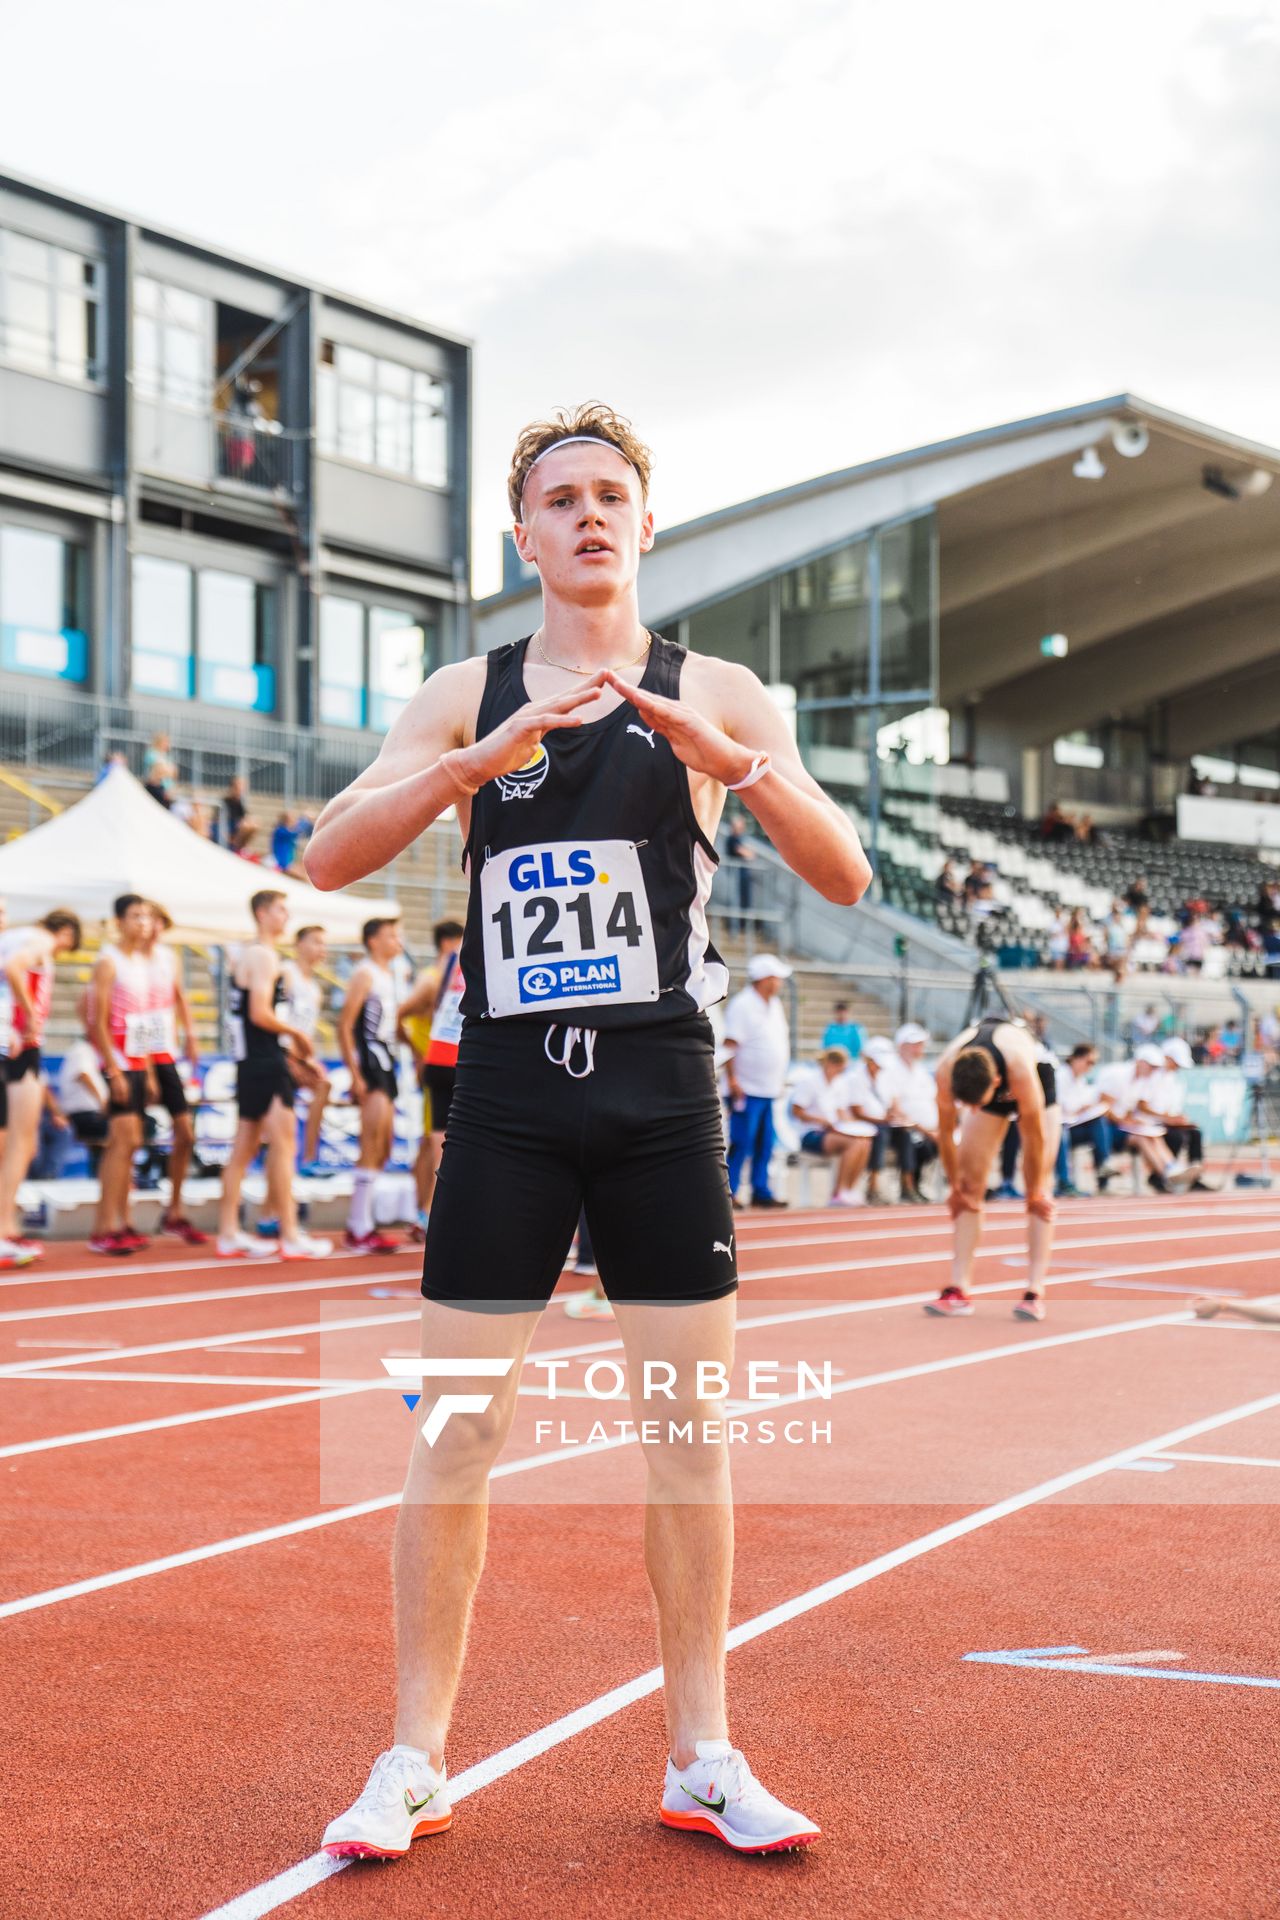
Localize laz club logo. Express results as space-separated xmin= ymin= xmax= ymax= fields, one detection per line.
xmin=496 ymin=743 xmax=550 ymax=801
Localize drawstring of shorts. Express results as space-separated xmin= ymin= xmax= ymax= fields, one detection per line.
xmin=544 ymin=1024 xmax=597 ymax=1079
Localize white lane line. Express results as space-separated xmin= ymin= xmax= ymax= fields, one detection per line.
xmin=205 ymin=1345 xmax=306 ymax=1355
xmin=0 ymin=1384 xmax=379 ymax=1459
xmin=197 ymin=1379 xmax=1280 ymax=1920
xmin=732 ymin=1204 xmax=1280 ymax=1254
xmin=14 ymin=1337 xmax=124 ymax=1349
xmin=1 ymin=1369 xmax=371 ymax=1389
xmin=1091 ymin=1280 xmax=1245 ymax=1297
xmin=3 ymin=1217 xmax=1274 ymax=1337
xmin=0 ymin=1252 xmax=420 ymax=1291
xmin=2 ymin=1301 xmax=1188 ymax=1462
xmin=6 ymin=1239 xmax=1278 ymax=1386
xmin=1149 ymin=1449 xmax=1280 ymax=1469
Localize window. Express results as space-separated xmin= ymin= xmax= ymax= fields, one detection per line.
xmin=878 ymin=516 xmax=935 ymax=695
xmin=685 ymin=582 xmax=773 ymax=682
xmin=319 ymin=595 xmax=365 ymax=727
xmin=320 ymin=594 xmax=439 ymax=730
xmin=132 ymin=555 xmax=276 ymax=710
xmin=780 ymin=535 xmax=872 ymax=701
xmin=0 ymin=525 xmax=89 ymax=681
xmin=134 ymin=276 xmax=209 ymax=407
xmin=133 ymin=555 xmax=193 ymax=698
xmin=317 ymin=342 xmax=448 ymax=484
xmin=0 ymin=228 xmax=104 ymax=383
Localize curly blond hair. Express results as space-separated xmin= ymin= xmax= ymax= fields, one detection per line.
xmin=508 ymin=403 xmax=652 ymax=520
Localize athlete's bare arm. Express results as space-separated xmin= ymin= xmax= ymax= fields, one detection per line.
xmin=604 ymin=655 xmax=871 ymax=906
xmin=305 ymin=659 xmax=609 ymax=891
xmin=5 ymin=934 xmax=48 ymax=1027
xmin=91 ymin=952 xmax=124 ymax=1087
xmin=395 ymin=966 xmax=439 ymax=1049
xmin=338 ymin=966 xmax=370 ymax=1094
xmin=246 ymin=947 xmax=311 ymax=1055
xmin=172 ymin=973 xmax=198 ymax=1067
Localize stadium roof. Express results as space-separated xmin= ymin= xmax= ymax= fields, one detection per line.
xmin=476 ymin=396 xmax=1280 ymax=759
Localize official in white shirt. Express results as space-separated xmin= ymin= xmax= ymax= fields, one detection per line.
xmin=723 ymin=954 xmax=792 ymax=1208
xmin=1108 ymin=1045 xmax=1194 ymax=1192
xmin=1056 ymin=1043 xmax=1115 ymax=1192
xmin=875 ymin=1022 xmax=939 ymax=1204
xmin=1155 ymin=1037 xmax=1208 ymax=1187
xmin=788 ymin=1046 xmax=877 ymax=1206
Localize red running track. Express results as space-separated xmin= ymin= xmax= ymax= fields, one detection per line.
xmin=3 ymin=1192 xmax=1280 ymax=1919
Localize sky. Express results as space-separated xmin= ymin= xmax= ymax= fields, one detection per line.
xmin=5 ymin=0 xmax=1279 ymax=594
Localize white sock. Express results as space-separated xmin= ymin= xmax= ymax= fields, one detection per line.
xmin=349 ymin=1168 xmax=376 ymax=1239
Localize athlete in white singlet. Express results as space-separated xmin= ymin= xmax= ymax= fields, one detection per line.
xmin=281 ymin=925 xmax=331 ymax=1171
xmin=0 ymin=908 xmax=81 ymax=1261
xmin=338 ymin=915 xmax=403 ymax=1253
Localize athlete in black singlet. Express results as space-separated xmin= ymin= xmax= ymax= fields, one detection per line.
xmin=930 ymin=1013 xmax=1063 ymax=1321
xmin=307 ymin=405 xmax=871 ymax=1863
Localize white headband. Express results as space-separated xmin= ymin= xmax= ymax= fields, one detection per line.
xmin=523 ymin=435 xmax=638 ymax=490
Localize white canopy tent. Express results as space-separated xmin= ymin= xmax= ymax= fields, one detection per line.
xmin=0 ymin=766 xmax=391 ymax=943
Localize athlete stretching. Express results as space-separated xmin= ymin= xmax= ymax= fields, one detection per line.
xmin=928 ymin=1014 xmax=1062 ymax=1322
xmin=308 ymin=404 xmax=870 ymax=1859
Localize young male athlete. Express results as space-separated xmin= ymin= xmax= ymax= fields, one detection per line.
xmin=928 ymin=1013 xmax=1062 ymax=1321
xmin=90 ymin=895 xmax=163 ymax=1255
xmin=307 ymin=404 xmax=870 ymax=1860
xmin=338 ymin=915 xmax=404 ymax=1254
xmin=280 ymin=924 xmax=331 ymax=1172
xmin=142 ymin=900 xmax=208 ymax=1245
xmin=395 ymin=917 xmax=465 ymax=1230
xmin=0 ymin=909 xmax=81 ymax=1259
xmin=217 ymin=890 xmax=331 ymax=1261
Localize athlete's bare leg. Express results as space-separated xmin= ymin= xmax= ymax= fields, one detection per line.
xmin=300 ymin=1066 xmax=331 ymax=1163
xmin=359 ymin=1091 xmax=393 ymax=1171
xmin=948 ymin=1110 xmax=1008 ymax=1293
xmin=1026 ymin=1106 xmax=1063 ymax=1297
xmin=0 ymin=1073 xmax=44 ymax=1238
xmin=218 ymin=1116 xmax=265 ymax=1240
xmin=613 ymin=1294 xmax=737 ymax=1767
xmin=95 ymin=1111 xmax=140 ymax=1235
xmin=167 ymin=1111 xmax=194 ymax=1216
xmin=832 ymin=1135 xmax=871 ymax=1195
xmin=262 ymin=1097 xmax=299 ymax=1241
xmin=1194 ymin=1295 xmax=1280 ymax=1324
xmin=393 ymin=1300 xmax=544 ymax=1760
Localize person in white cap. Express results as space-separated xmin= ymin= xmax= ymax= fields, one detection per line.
xmin=787 ymin=1045 xmax=876 ymax=1205
xmin=928 ymin=1011 xmax=1061 ymax=1320
xmin=842 ymin=1035 xmax=892 ymax=1201
xmin=1154 ymin=1036 xmax=1211 ymax=1190
xmin=875 ymin=1022 xmax=938 ymax=1204
xmin=723 ymin=954 xmax=793 ymax=1208
xmin=1106 ymin=1045 xmax=1195 ymax=1193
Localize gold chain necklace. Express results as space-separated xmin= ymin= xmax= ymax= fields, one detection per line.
xmin=533 ymin=629 xmax=651 ymax=676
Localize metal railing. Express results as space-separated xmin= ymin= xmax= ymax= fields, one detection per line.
xmin=213 ymin=412 xmax=302 ymax=495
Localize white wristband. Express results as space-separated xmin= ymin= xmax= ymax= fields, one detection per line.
xmin=726 ymin=750 xmax=771 ymax=793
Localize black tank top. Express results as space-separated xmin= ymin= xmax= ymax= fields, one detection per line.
xmin=228 ymin=960 xmax=285 ymax=1063
xmin=968 ymin=1016 xmax=1017 ymax=1116
xmin=458 ymin=633 xmax=728 ymax=1029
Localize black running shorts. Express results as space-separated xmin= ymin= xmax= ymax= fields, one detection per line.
xmin=236 ymin=1054 xmax=296 ymax=1122
xmin=423 ymin=1062 xmax=456 ymax=1134
xmin=422 ymin=1013 xmax=738 ymax=1312
xmin=6 ymin=1046 xmax=41 ymax=1083
xmin=357 ymin=1044 xmax=398 ymax=1102
xmin=108 ymin=1062 xmax=189 ymax=1120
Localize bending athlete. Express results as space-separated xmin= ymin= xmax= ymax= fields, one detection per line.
xmin=928 ymin=1013 xmax=1062 ymax=1321
xmin=307 ymin=403 xmax=870 ymax=1861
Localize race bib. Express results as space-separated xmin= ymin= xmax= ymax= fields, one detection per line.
xmin=125 ymin=1010 xmax=172 ymax=1056
xmin=480 ymin=839 xmax=659 ymax=1019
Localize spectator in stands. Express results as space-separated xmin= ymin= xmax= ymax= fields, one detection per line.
xmin=844 ymin=1036 xmax=892 ymax=1202
xmin=1065 ymin=908 xmax=1094 ymax=970
xmin=1047 ymin=909 xmax=1069 ymax=970
xmin=272 ymin=811 xmax=302 ymax=874
xmin=1264 ymin=922 xmax=1280 ymax=981
xmin=724 ymin=811 xmax=756 ymax=930
xmin=1124 ymin=873 xmax=1150 ymax=912
xmin=962 ymin=859 xmax=990 ymax=901
xmin=723 ymin=955 xmax=792 ymax=1209
xmin=1039 ymin=801 xmax=1075 ymax=844
xmin=821 ymin=1000 xmax=863 ymax=1060
xmin=1075 ymin=812 xmax=1099 ymax=845
xmin=1173 ymin=907 xmax=1219 ymax=974
xmin=1102 ymin=900 xmax=1131 ymax=980
xmin=1129 ymin=1005 xmax=1160 ymax=1053
xmin=968 ymin=878 xmax=999 ymax=924
xmin=934 ymin=859 xmax=963 ymax=904
xmin=877 ymin=1022 xmax=939 ymax=1204
xmin=186 ymin=800 xmax=211 ymax=840
xmin=143 ymin=733 xmax=176 ymax=808
xmin=222 ymin=775 xmax=252 ymax=849
xmin=1259 ymin=1006 xmax=1280 ymax=1065
xmin=1219 ymin=1016 xmax=1244 ymax=1059
xmin=788 ymin=1047 xmax=875 ymax=1207
xmin=1255 ymin=877 xmax=1280 ymax=926
xmin=96 ymin=751 xmax=127 ymax=785
xmin=1056 ymin=1043 xmax=1114 ymax=1194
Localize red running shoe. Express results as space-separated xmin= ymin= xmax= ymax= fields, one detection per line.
xmin=117 ymin=1227 xmax=150 ymax=1251
xmin=1013 ymin=1292 xmax=1046 ymax=1322
xmin=161 ymin=1214 xmax=210 ymax=1247
xmin=344 ymin=1229 xmax=401 ymax=1255
xmin=89 ymin=1231 xmax=134 ymax=1257
xmin=923 ymin=1287 xmax=974 ymax=1317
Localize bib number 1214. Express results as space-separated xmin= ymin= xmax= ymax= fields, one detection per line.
xmin=490 ymin=887 xmax=643 ymax=959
